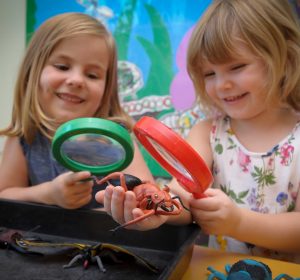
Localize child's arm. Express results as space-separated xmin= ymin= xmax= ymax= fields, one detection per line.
xmin=190 ymin=187 xmax=300 ymax=253
xmin=0 ymin=137 xmax=93 ymax=209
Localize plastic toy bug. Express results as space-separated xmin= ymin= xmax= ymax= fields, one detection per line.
xmin=207 ymin=259 xmax=300 ymax=280
xmin=7 ymin=232 xmax=159 ymax=273
xmin=95 ymin=172 xmax=189 ymax=231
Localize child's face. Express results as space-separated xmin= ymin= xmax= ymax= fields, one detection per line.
xmin=39 ymin=34 xmax=109 ymax=123
xmin=201 ymin=42 xmax=269 ymax=121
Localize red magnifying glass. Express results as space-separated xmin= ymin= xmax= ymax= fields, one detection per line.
xmin=133 ymin=116 xmax=213 ymax=199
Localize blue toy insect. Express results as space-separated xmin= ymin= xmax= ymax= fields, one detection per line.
xmin=207 ymin=259 xmax=300 ymax=280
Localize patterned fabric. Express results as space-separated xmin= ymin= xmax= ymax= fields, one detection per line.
xmin=209 ymin=116 xmax=300 ymax=262
xmin=20 ymin=132 xmax=104 ymax=209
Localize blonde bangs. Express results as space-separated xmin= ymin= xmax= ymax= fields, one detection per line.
xmin=201 ymin=11 xmax=238 ymax=64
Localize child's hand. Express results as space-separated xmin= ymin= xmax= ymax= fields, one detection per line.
xmin=95 ymin=185 xmax=168 ymax=231
xmin=190 ymin=188 xmax=242 ymax=236
xmin=49 ymin=171 xmax=93 ymax=209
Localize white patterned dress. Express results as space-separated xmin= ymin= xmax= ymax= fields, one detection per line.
xmin=209 ymin=116 xmax=300 ymax=263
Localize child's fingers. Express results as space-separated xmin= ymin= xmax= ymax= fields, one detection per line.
xmin=102 ymin=185 xmax=114 ymax=214
xmin=192 ymin=208 xmax=215 ymax=223
xmin=72 ymin=193 xmax=93 ymax=209
xmin=190 ymin=196 xmax=219 ymax=211
xmin=130 ymin=209 xmax=167 ymax=231
xmin=74 ymin=184 xmax=93 ymax=196
xmin=95 ymin=190 xmax=105 ymax=204
xmin=123 ymin=191 xmax=137 ymax=223
xmin=110 ymin=186 xmax=126 ymax=224
xmin=190 ymin=188 xmax=223 ymax=211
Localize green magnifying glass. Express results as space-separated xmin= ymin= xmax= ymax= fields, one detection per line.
xmin=52 ymin=118 xmax=134 ymax=175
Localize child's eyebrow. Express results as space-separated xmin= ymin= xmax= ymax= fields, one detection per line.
xmin=86 ymin=62 xmax=108 ymax=72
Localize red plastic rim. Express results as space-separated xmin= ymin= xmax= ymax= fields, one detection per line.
xmin=133 ymin=116 xmax=213 ymax=197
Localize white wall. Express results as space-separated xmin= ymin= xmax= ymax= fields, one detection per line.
xmin=0 ymin=1 xmax=26 ymax=152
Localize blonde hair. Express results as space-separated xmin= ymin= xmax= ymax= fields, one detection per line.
xmin=0 ymin=12 xmax=132 ymax=143
xmin=187 ymin=0 xmax=300 ymax=115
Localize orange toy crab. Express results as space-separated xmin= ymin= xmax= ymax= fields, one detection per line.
xmin=95 ymin=172 xmax=189 ymax=231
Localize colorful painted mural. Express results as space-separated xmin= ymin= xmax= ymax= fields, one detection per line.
xmin=26 ymin=0 xmax=212 ymax=178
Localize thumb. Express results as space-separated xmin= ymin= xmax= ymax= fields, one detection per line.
xmin=203 ymin=187 xmax=220 ymax=197
xmin=64 ymin=171 xmax=92 ymax=185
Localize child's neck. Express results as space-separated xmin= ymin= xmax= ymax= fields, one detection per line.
xmin=229 ymin=108 xmax=298 ymax=153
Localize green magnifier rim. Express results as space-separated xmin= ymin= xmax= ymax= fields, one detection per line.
xmin=52 ymin=118 xmax=134 ymax=175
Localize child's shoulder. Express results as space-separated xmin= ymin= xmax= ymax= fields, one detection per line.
xmin=187 ymin=115 xmax=229 ymax=142
xmin=192 ymin=118 xmax=213 ymax=131
xmin=187 ymin=118 xmax=213 ymax=141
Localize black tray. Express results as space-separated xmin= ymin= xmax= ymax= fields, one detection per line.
xmin=0 ymin=199 xmax=199 ymax=280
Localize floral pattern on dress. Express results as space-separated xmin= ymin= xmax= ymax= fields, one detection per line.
xmin=238 ymin=149 xmax=251 ymax=172
xmin=209 ymin=116 xmax=300 ymax=262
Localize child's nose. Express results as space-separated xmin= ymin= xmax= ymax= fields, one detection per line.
xmin=216 ymin=75 xmax=233 ymax=91
xmin=66 ymin=71 xmax=84 ymax=87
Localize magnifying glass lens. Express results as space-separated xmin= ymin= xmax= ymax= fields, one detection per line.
xmin=61 ymin=133 xmax=126 ymax=167
xmin=149 ymin=138 xmax=192 ymax=180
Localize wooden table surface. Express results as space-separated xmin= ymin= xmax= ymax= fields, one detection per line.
xmin=181 ymin=245 xmax=300 ymax=279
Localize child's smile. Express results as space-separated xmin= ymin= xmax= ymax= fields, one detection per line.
xmin=55 ymin=92 xmax=84 ymax=104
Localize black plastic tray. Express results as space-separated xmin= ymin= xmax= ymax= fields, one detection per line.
xmin=0 ymin=199 xmax=199 ymax=280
